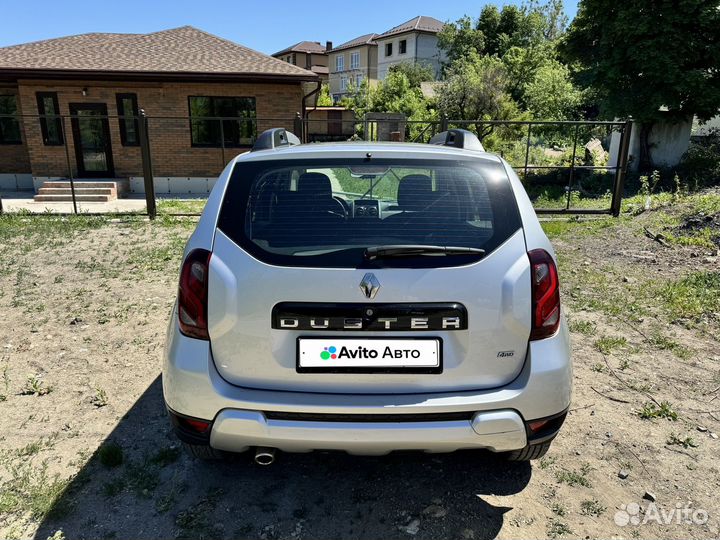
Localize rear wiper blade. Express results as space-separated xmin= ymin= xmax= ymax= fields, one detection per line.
xmin=364 ymin=245 xmax=486 ymax=260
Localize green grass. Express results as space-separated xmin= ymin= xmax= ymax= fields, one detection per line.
xmin=638 ymin=401 xmax=678 ymax=421
xmin=149 ymin=447 xmax=181 ymax=467
xmin=594 ymin=335 xmax=627 ymax=355
xmin=547 ymin=518 xmax=572 ymax=538
xmin=551 ymin=502 xmax=566 ymax=517
xmin=0 ymin=213 xmax=110 ymax=243
xmin=664 ymin=227 xmax=719 ymax=249
xmin=19 ymin=375 xmax=52 ymax=396
xmin=648 ymin=333 xmax=693 ymax=359
xmin=667 ymin=433 xmax=698 ymax=449
xmin=658 ymin=272 xmax=720 ymax=322
xmin=126 ymin=234 xmax=186 ymax=273
xmin=568 ymin=319 xmax=596 ymax=335
xmin=541 ymin=217 xmax=618 ymax=239
xmin=0 ymin=460 xmax=71 ymax=521
xmin=156 ymin=198 xmax=207 ymax=215
xmin=555 ymin=464 xmax=592 ymax=487
xmin=98 ymin=443 xmax=124 ymax=468
xmin=580 ymin=499 xmax=606 ymax=517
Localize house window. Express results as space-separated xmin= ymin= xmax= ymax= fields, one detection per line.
xmin=340 ymin=77 xmax=348 ymax=91
xmin=336 ymin=55 xmax=344 ymax=72
xmin=355 ymin=74 xmax=363 ymax=87
xmin=116 ymin=93 xmax=139 ymax=146
xmin=385 ymin=43 xmax=393 ymax=57
xmin=0 ymin=95 xmax=22 ymax=144
xmin=399 ymin=39 xmax=407 ymax=54
xmin=189 ymin=96 xmax=257 ymax=147
xmin=36 ymin=92 xmax=63 ymax=146
xmin=350 ymin=52 xmax=360 ymax=70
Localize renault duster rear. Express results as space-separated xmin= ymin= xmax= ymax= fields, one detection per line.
xmin=163 ymin=128 xmax=571 ymax=462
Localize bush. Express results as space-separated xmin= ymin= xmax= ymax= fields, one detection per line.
xmin=679 ymin=130 xmax=720 ymax=188
xmin=98 ymin=443 xmax=124 ymax=468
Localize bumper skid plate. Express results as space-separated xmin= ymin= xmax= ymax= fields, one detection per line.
xmin=209 ymin=408 xmax=527 ymax=455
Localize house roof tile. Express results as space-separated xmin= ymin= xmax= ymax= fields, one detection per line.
xmin=0 ymin=26 xmax=317 ymax=80
xmin=376 ymin=16 xmax=446 ymax=38
xmin=330 ymin=33 xmax=378 ymax=52
xmin=273 ymin=41 xmax=327 ymax=56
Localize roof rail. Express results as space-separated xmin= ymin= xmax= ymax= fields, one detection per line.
xmin=429 ymin=129 xmax=485 ymax=152
xmin=252 ymin=128 xmax=301 ymax=151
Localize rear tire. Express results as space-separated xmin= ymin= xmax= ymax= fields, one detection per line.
xmin=182 ymin=442 xmax=224 ymax=461
xmin=504 ymin=440 xmax=553 ymax=461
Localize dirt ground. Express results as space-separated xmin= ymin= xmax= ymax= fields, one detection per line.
xmin=0 ymin=193 xmax=718 ymax=540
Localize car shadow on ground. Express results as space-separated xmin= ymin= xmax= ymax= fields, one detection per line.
xmin=36 ymin=377 xmax=532 ymax=540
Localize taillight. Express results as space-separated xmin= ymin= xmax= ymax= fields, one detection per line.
xmin=178 ymin=248 xmax=211 ymax=340
xmin=528 ymin=249 xmax=560 ymax=340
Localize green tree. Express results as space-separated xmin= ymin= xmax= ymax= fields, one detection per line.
xmin=436 ymin=52 xmax=526 ymax=140
xmin=437 ymin=16 xmax=484 ymax=66
xmin=316 ymin=83 xmax=333 ymax=106
xmin=387 ymin=62 xmax=436 ymax=87
xmin=476 ymin=6 xmax=501 ymax=56
xmin=341 ymin=72 xmax=435 ymax=139
xmin=523 ymin=59 xmax=583 ymax=120
xmin=560 ymin=0 xmax=720 ymax=169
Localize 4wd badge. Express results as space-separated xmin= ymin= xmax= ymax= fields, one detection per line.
xmin=359 ymin=273 xmax=381 ymax=299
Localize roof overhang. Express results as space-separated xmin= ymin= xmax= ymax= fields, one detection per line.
xmin=375 ymin=29 xmax=442 ymax=40
xmin=0 ymin=68 xmax=319 ymax=84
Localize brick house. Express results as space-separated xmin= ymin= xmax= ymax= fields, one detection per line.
xmin=0 ymin=26 xmax=318 ymax=196
xmin=272 ymin=41 xmax=331 ymax=83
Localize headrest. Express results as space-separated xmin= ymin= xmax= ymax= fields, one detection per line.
xmin=397 ymin=174 xmax=433 ymax=211
xmin=298 ymin=172 xmax=332 ymax=196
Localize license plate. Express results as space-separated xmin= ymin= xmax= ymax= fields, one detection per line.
xmin=297 ymin=338 xmax=441 ymax=372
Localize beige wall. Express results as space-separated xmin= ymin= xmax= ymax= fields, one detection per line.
xmin=328 ymin=45 xmax=378 ymax=99
xmin=15 ymin=79 xmax=303 ymax=178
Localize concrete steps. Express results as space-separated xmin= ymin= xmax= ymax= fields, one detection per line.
xmin=33 ymin=180 xmax=128 ymax=203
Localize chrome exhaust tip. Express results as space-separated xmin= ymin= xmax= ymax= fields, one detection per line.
xmin=254 ymin=447 xmax=276 ymax=466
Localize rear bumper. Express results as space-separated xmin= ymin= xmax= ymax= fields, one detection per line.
xmin=209 ymin=408 xmax=527 ymax=454
xmin=163 ymin=318 xmax=571 ymax=454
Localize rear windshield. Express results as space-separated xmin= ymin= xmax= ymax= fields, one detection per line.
xmin=217 ymin=158 xmax=522 ymax=268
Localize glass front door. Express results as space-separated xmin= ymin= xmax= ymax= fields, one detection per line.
xmin=70 ymin=103 xmax=114 ymax=177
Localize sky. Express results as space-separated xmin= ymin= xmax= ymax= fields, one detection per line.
xmin=0 ymin=0 xmax=578 ymax=55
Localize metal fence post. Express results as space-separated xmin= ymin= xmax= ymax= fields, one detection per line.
xmin=219 ymin=119 xmax=226 ymax=167
xmin=294 ymin=113 xmax=304 ymax=142
xmin=440 ymin=114 xmax=448 ymax=133
xmin=523 ymin=123 xmax=533 ymax=179
xmin=59 ymin=116 xmax=78 ymax=215
xmin=611 ymin=118 xmax=633 ymax=217
xmin=138 ymin=109 xmax=157 ymax=219
xmin=565 ymin=124 xmax=580 ymax=210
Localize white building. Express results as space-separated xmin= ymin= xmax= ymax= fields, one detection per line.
xmin=374 ymin=16 xmax=447 ymax=81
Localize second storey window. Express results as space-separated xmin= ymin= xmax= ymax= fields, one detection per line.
xmin=385 ymin=43 xmax=393 ymax=57
xmin=116 ymin=93 xmax=139 ymax=146
xmin=340 ymin=77 xmax=348 ymax=91
xmin=36 ymin=92 xmax=63 ymax=146
xmin=350 ymin=52 xmax=360 ymax=70
xmin=189 ymin=96 xmax=257 ymax=147
xmin=399 ymin=39 xmax=407 ymax=54
xmin=336 ymin=55 xmax=344 ymax=72
xmin=0 ymin=95 xmax=22 ymax=144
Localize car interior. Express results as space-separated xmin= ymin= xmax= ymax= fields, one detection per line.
xmin=247 ymin=167 xmax=494 ymax=249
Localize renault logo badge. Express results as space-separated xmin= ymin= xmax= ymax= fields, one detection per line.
xmin=359 ymin=273 xmax=381 ymax=299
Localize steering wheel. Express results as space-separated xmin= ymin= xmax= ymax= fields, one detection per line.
xmin=333 ymin=196 xmax=352 ymax=216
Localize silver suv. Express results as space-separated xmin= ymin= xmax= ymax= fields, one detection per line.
xmin=163 ymin=128 xmax=571 ymax=464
